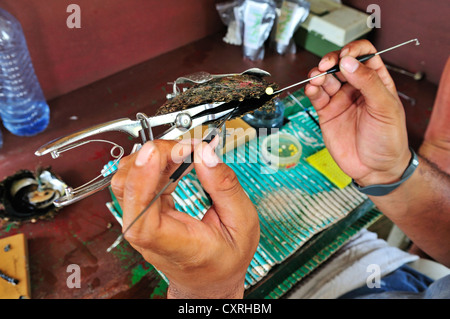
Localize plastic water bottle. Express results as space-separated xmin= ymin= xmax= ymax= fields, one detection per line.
xmin=0 ymin=8 xmax=50 ymax=136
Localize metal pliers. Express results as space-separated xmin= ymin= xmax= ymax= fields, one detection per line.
xmin=35 ymin=101 xmax=234 ymax=207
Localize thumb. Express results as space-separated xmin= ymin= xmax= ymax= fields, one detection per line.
xmin=193 ymin=140 xmax=256 ymax=229
xmin=339 ymin=55 xmax=399 ymax=114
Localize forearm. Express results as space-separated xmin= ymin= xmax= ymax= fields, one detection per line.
xmin=368 ymin=155 xmax=450 ymax=267
xmin=167 ymin=283 xmax=245 ymax=299
xmin=166 ymin=271 xmax=246 ymax=299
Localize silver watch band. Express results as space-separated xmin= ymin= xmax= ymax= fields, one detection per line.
xmin=352 ymin=147 xmax=419 ymax=196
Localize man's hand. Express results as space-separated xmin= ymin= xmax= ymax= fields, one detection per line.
xmin=305 ymin=41 xmax=450 ymax=267
xmin=110 ymin=138 xmax=260 ymax=299
xmin=305 ymin=40 xmax=411 ymax=187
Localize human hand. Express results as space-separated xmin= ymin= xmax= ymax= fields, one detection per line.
xmin=111 ymin=139 xmax=260 ymax=299
xmin=305 ymin=40 xmax=412 ymax=187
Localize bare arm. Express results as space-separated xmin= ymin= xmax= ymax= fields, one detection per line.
xmin=372 ymin=155 xmax=450 ymax=267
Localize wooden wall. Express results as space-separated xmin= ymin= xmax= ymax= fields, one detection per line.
xmin=0 ymin=0 xmax=224 ymax=100
xmin=0 ymin=0 xmax=447 ymax=101
xmin=342 ymin=0 xmax=449 ymax=86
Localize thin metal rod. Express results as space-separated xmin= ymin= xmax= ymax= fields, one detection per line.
xmin=272 ymin=72 xmax=327 ymax=95
xmin=106 ymin=181 xmax=172 ymax=253
xmin=271 ymin=38 xmax=420 ymax=95
xmin=373 ymin=38 xmax=419 ymax=57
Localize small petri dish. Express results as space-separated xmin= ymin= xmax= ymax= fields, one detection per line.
xmin=261 ymin=133 xmax=302 ymax=170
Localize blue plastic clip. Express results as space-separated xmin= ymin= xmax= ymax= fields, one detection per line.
xmin=102 ymin=160 xmax=119 ymax=177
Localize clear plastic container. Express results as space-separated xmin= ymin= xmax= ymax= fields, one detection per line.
xmin=243 ymin=99 xmax=285 ymax=130
xmin=261 ymin=132 xmax=302 ymax=170
xmin=0 ymin=8 xmax=50 ymax=136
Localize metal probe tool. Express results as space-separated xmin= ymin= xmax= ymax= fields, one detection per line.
xmin=106 ymin=108 xmax=237 ymax=253
xmin=266 ymin=38 xmax=420 ymax=96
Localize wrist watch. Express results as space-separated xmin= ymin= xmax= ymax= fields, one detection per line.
xmin=352 ymin=147 xmax=419 ymax=196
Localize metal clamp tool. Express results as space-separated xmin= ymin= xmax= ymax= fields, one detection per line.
xmin=106 ymin=107 xmax=239 ymax=252
xmin=35 ymin=101 xmax=236 ymax=207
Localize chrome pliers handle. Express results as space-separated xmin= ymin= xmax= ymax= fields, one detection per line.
xmin=35 ymin=102 xmax=233 ymax=207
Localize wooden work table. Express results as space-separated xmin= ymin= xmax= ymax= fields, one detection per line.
xmin=0 ymin=32 xmax=438 ymax=299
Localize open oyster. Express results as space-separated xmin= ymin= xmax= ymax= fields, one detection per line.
xmin=158 ymin=74 xmax=279 ymax=118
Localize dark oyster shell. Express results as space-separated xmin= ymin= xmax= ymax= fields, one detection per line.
xmin=158 ymin=74 xmax=279 ymax=117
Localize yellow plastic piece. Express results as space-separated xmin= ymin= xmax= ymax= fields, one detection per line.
xmin=306 ymin=148 xmax=351 ymax=189
xmin=0 ymin=233 xmax=31 ymax=299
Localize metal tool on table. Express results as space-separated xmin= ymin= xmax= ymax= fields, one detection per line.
xmin=266 ymin=38 xmax=420 ymax=96
xmin=385 ymin=64 xmax=424 ymax=81
xmin=35 ymin=75 xmax=274 ymax=208
xmin=106 ymin=108 xmax=238 ymax=253
xmin=397 ymin=91 xmax=416 ymax=106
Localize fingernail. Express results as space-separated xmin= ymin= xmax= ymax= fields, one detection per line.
xmin=318 ymin=57 xmax=329 ymax=69
xmin=179 ymin=138 xmax=202 ymax=147
xmin=304 ymin=84 xmax=318 ymax=97
xmin=340 ymin=48 xmax=349 ymax=58
xmin=191 ymin=138 xmax=203 ymax=146
xmin=201 ymin=143 xmax=219 ymax=168
xmin=209 ymin=135 xmax=220 ymax=150
xmin=340 ymin=56 xmax=359 ymax=73
xmin=135 ymin=142 xmax=155 ymax=167
xmin=310 ymin=69 xmax=321 ymax=77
